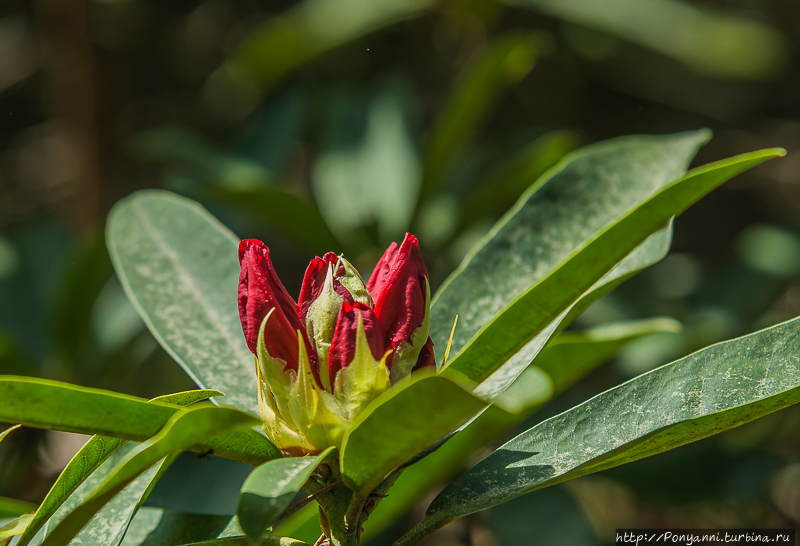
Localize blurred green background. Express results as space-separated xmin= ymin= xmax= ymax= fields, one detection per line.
xmin=1 ymin=0 xmax=799 ymax=543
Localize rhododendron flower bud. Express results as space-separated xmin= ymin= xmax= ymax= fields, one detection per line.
xmin=238 ymin=239 xmax=311 ymax=371
xmin=367 ymin=233 xmax=434 ymax=382
xmin=238 ymin=236 xmax=434 ymax=456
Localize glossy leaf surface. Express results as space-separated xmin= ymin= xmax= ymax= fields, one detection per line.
xmin=0 ymin=377 xmax=278 ymax=465
xmin=441 ymin=141 xmax=784 ymax=384
xmin=107 ymin=190 xmax=257 ymax=414
xmin=237 ymin=447 xmax=333 ymax=542
xmin=417 ymin=315 xmax=800 ymax=536
xmin=118 ymin=507 xmax=244 ymax=545
xmin=40 ymin=406 xmax=258 ymax=546
xmin=341 ymin=374 xmax=486 ymax=496
xmin=362 ymin=318 xmax=679 ymax=538
xmin=16 ymin=390 xmax=222 ymax=546
xmin=429 ymin=131 xmax=710 ymax=380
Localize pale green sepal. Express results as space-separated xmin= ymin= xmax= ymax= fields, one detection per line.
xmin=389 ymin=280 xmax=432 ymax=384
xmin=337 ymin=255 xmax=373 ymax=307
xmin=288 ymin=338 xmax=348 ymax=452
xmin=287 ymin=337 xmax=320 ymax=433
xmin=306 ymin=390 xmax=349 ymax=451
xmin=256 ymin=361 xmax=314 ymax=454
xmin=334 ymin=314 xmax=392 ymax=420
xmin=256 ymin=310 xmax=299 ymax=429
xmin=304 ymin=264 xmax=343 ymax=392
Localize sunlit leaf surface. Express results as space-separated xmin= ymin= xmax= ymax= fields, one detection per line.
xmin=407 ymin=315 xmax=800 ymax=540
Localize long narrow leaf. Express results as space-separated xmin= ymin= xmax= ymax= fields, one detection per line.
xmin=16 ymin=390 xmax=223 ymax=546
xmin=430 ymin=131 xmax=709 ymax=379
xmin=65 ymin=455 xmax=174 ymax=546
xmin=341 ymin=374 xmax=486 ymax=497
xmin=120 ymin=506 xmax=246 ymax=545
xmin=404 ymin=315 xmax=800 ymax=543
xmin=362 ymin=318 xmax=678 ymax=539
xmin=221 ymin=0 xmax=433 ymax=95
xmin=444 ymin=147 xmax=784 ymax=384
xmin=0 ymin=377 xmax=278 ymax=466
xmin=507 ymin=0 xmax=785 ymax=80
xmin=40 ymin=406 xmax=258 ymax=546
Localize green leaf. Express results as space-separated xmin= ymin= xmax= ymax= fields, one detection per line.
xmin=340 ymin=374 xmax=487 ymax=497
xmin=532 ymin=317 xmax=683 ymax=392
xmin=0 ymin=496 xmax=35 ymax=519
xmin=15 ymin=389 xmax=223 ymax=546
xmin=149 ymin=389 xmax=226 ymax=406
xmin=311 ymin=86 xmax=420 ymax=247
xmin=144 ymin=453 xmax=254 ymax=516
xmin=429 ymin=131 xmax=709 ymax=382
xmin=16 ymin=443 xmax=144 ymax=546
xmin=117 ymin=507 xmax=245 ymax=545
xmin=362 ymin=318 xmax=677 ymax=539
xmin=179 ymin=534 xmax=311 ymax=546
xmin=415 ymin=315 xmax=800 ymax=538
xmin=441 ymin=139 xmax=785 ymax=385
xmin=237 ymin=447 xmax=334 ymax=542
xmin=40 ymin=406 xmax=258 ymax=546
xmin=106 ymin=190 xmax=257 ymax=415
xmin=66 ymin=455 xmax=172 ymax=546
xmin=0 ymin=424 xmax=19 ymax=445
xmin=17 ymin=436 xmax=126 ymax=546
xmin=421 ymin=33 xmax=540 ymax=201
xmin=0 ymin=376 xmax=279 ymax=465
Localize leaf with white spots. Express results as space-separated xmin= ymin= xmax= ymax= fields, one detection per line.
xmin=436 ymin=133 xmax=784 ymax=388
xmin=107 ymin=191 xmax=257 ymax=414
xmin=404 ymin=314 xmax=800 ymax=540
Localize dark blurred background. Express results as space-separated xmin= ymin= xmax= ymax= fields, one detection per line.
xmin=1 ymin=0 xmax=799 ymax=544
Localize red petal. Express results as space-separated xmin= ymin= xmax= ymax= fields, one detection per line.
xmin=328 ymin=301 xmax=385 ymax=389
xmin=369 ymin=233 xmax=429 ymax=367
xmin=238 ymin=239 xmax=313 ymax=374
xmin=298 ymin=252 xmax=338 ymax=322
xmin=366 ymin=242 xmax=399 ymax=297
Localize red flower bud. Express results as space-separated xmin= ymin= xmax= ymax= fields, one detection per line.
xmin=328 ymin=301 xmax=385 ymax=388
xmin=367 ymin=233 xmax=430 ymax=369
xmin=238 ymin=239 xmax=313 ymax=373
